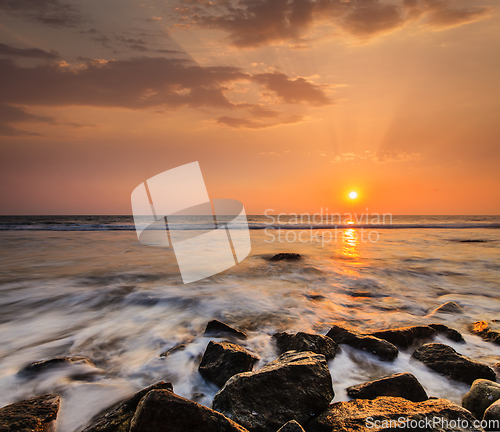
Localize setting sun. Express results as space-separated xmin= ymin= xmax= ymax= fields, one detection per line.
xmin=349 ymin=191 xmax=358 ymax=199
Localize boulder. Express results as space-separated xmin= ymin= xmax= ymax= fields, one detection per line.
xmin=204 ymin=320 xmax=247 ymax=340
xmin=346 ymin=372 xmax=428 ymax=402
xmin=326 ymin=325 xmax=398 ymax=361
xmin=199 ymin=341 xmax=259 ymax=388
xmin=212 ymin=351 xmax=334 ymax=432
xmin=277 ymin=420 xmax=305 ymax=432
xmin=82 ymin=381 xmax=173 ymax=432
xmin=432 ymin=301 xmax=464 ymax=314
xmin=0 ymin=393 xmax=60 ymax=432
xmin=462 ymin=379 xmax=500 ymax=419
xmin=18 ymin=356 xmax=96 ymax=377
xmin=428 ymin=323 xmax=465 ymax=343
xmin=129 ymin=389 xmax=248 ymax=432
xmin=469 ymin=321 xmax=500 ymax=345
xmin=484 ymin=399 xmax=500 ymax=424
xmin=411 ymin=343 xmax=496 ymax=385
xmin=273 ymin=332 xmax=339 ymax=360
xmin=306 ymin=396 xmax=480 ymax=432
xmin=370 ymin=325 xmax=436 ymax=349
xmin=270 ymin=253 xmax=302 ymax=262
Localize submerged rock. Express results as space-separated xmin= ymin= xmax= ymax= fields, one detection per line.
xmin=270 ymin=253 xmax=302 ymax=262
xmin=160 ymin=344 xmax=186 ymax=357
xmin=429 ymin=323 xmax=465 ymax=343
xmin=462 ymin=379 xmax=500 ymax=419
xmin=432 ymin=301 xmax=464 ymax=314
xmin=484 ymin=399 xmax=500 ymax=423
xmin=412 ymin=343 xmax=496 ymax=385
xmin=18 ymin=356 xmax=96 ymax=377
xmin=346 ymin=372 xmax=428 ymax=402
xmin=469 ymin=321 xmax=500 ymax=345
xmin=82 ymin=381 xmax=173 ymax=432
xmin=199 ymin=341 xmax=259 ymax=388
xmin=273 ymin=332 xmax=339 ymax=360
xmin=370 ymin=325 xmax=436 ymax=349
xmin=204 ymin=320 xmax=247 ymax=340
xmin=212 ymin=351 xmax=334 ymax=432
xmin=326 ymin=325 xmax=398 ymax=361
xmin=0 ymin=393 xmax=60 ymax=432
xmin=277 ymin=420 xmax=305 ymax=431
xmin=306 ymin=397 xmax=480 ymax=432
xmin=129 ymin=389 xmax=248 ymax=432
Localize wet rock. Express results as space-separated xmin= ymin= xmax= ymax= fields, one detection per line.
xmin=370 ymin=325 xmax=436 ymax=349
xmin=346 ymin=372 xmax=428 ymax=402
xmin=462 ymin=379 xmax=500 ymax=419
xmin=469 ymin=321 xmax=500 ymax=345
xmin=212 ymin=351 xmax=334 ymax=432
xmin=204 ymin=320 xmax=247 ymax=340
xmin=432 ymin=301 xmax=464 ymax=314
xmin=429 ymin=323 xmax=465 ymax=343
xmin=326 ymin=325 xmax=398 ymax=361
xmin=273 ymin=332 xmax=339 ymax=360
xmin=160 ymin=344 xmax=186 ymax=357
xmin=199 ymin=341 xmax=259 ymax=388
xmin=277 ymin=420 xmax=305 ymax=432
xmin=484 ymin=399 xmax=500 ymax=424
xmin=129 ymin=389 xmax=248 ymax=432
xmin=0 ymin=393 xmax=60 ymax=432
xmin=82 ymin=381 xmax=173 ymax=432
xmin=18 ymin=356 xmax=96 ymax=377
xmin=411 ymin=343 xmax=496 ymax=385
xmin=306 ymin=397 xmax=480 ymax=432
xmin=270 ymin=253 xmax=302 ymax=262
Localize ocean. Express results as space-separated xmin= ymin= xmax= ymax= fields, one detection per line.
xmin=0 ymin=215 xmax=499 ymax=431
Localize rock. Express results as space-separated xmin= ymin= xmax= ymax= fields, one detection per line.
xmin=199 ymin=341 xmax=259 ymax=388
xmin=273 ymin=332 xmax=339 ymax=360
xmin=0 ymin=394 xmax=60 ymax=432
xmin=346 ymin=372 xmax=428 ymax=402
xmin=462 ymin=379 xmax=500 ymax=419
xmin=277 ymin=420 xmax=305 ymax=432
xmin=484 ymin=399 xmax=500 ymax=423
xmin=432 ymin=301 xmax=464 ymax=314
xmin=129 ymin=389 xmax=248 ymax=432
xmin=160 ymin=344 xmax=186 ymax=357
xmin=306 ymin=396 xmax=480 ymax=432
xmin=326 ymin=325 xmax=398 ymax=361
xmin=270 ymin=253 xmax=302 ymax=262
xmin=204 ymin=320 xmax=247 ymax=340
xmin=18 ymin=356 xmax=96 ymax=377
xmin=428 ymin=323 xmax=465 ymax=343
xmin=411 ymin=343 xmax=496 ymax=385
xmin=82 ymin=381 xmax=173 ymax=432
xmin=469 ymin=321 xmax=500 ymax=345
xmin=212 ymin=351 xmax=334 ymax=432
xmin=370 ymin=325 xmax=436 ymax=349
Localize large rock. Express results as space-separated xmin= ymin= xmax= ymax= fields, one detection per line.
xmin=462 ymin=379 xmax=500 ymax=419
xmin=0 ymin=394 xmax=60 ymax=432
xmin=277 ymin=420 xmax=305 ymax=432
xmin=370 ymin=325 xmax=436 ymax=349
xmin=82 ymin=381 xmax=173 ymax=432
xmin=429 ymin=323 xmax=465 ymax=343
xmin=306 ymin=397 xmax=480 ymax=432
xmin=212 ymin=351 xmax=334 ymax=432
xmin=129 ymin=389 xmax=248 ymax=432
xmin=346 ymin=372 xmax=428 ymax=402
xmin=204 ymin=320 xmax=247 ymax=340
xmin=18 ymin=356 xmax=96 ymax=377
xmin=273 ymin=332 xmax=338 ymax=360
xmin=469 ymin=321 xmax=500 ymax=345
xmin=326 ymin=325 xmax=398 ymax=361
xmin=199 ymin=341 xmax=259 ymax=388
xmin=484 ymin=399 xmax=500 ymax=424
xmin=412 ymin=343 xmax=496 ymax=385
xmin=432 ymin=301 xmax=464 ymax=314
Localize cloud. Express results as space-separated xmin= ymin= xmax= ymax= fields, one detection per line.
xmin=0 ymin=43 xmax=60 ymax=59
xmin=331 ymin=150 xmax=421 ymax=163
xmin=0 ymin=104 xmax=54 ymax=136
xmin=0 ymin=0 xmax=86 ymax=28
xmin=217 ymin=114 xmax=305 ymax=129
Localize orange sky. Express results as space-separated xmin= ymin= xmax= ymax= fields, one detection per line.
xmin=0 ymin=0 xmax=499 ymax=215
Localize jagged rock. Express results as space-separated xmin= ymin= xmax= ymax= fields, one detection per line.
xmin=160 ymin=344 xmax=186 ymax=357
xmin=18 ymin=356 xmax=96 ymax=377
xmin=81 ymin=381 xmax=173 ymax=432
xmin=412 ymin=343 xmax=496 ymax=385
xmin=469 ymin=321 xmax=500 ymax=345
xmin=129 ymin=389 xmax=248 ymax=432
xmin=212 ymin=351 xmax=334 ymax=432
xmin=277 ymin=420 xmax=305 ymax=431
xmin=429 ymin=323 xmax=465 ymax=343
xmin=204 ymin=320 xmax=247 ymax=340
xmin=270 ymin=253 xmax=302 ymax=261
xmin=0 ymin=394 xmax=60 ymax=432
xmin=306 ymin=397 xmax=480 ymax=432
xmin=346 ymin=372 xmax=428 ymax=402
xmin=273 ymin=332 xmax=339 ymax=360
xmin=199 ymin=341 xmax=259 ymax=388
xmin=370 ymin=325 xmax=436 ymax=349
xmin=484 ymin=399 xmax=500 ymax=423
xmin=432 ymin=301 xmax=464 ymax=314
xmin=462 ymin=379 xmax=500 ymax=419
xmin=326 ymin=325 xmax=398 ymax=361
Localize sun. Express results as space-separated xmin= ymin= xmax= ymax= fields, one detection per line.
xmin=349 ymin=191 xmax=358 ymax=199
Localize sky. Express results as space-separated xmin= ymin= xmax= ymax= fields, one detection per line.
xmin=0 ymin=0 xmax=499 ymax=215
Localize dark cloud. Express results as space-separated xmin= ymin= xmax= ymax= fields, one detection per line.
xmin=0 ymin=43 xmax=60 ymax=59
xmin=0 ymin=0 xmax=85 ymax=27
xmin=0 ymin=104 xmax=53 ymax=136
